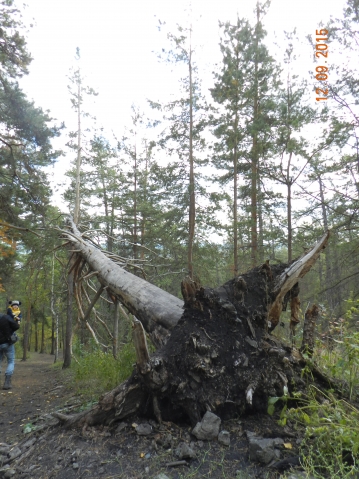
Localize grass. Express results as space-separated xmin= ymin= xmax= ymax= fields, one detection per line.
xmin=60 ymin=340 xmax=137 ymax=403
xmin=278 ymin=384 xmax=359 ymax=478
xmin=271 ymin=304 xmax=359 ymax=478
xmin=149 ymin=446 xmax=260 ymax=479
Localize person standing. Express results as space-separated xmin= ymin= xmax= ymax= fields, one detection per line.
xmin=0 ymin=312 xmax=20 ymax=390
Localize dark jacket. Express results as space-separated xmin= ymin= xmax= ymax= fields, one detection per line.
xmin=0 ymin=314 xmax=20 ymax=345
xmin=7 ymin=307 xmax=22 ymax=321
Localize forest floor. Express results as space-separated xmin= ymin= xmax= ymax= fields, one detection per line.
xmin=0 ymin=353 xmax=306 ymax=479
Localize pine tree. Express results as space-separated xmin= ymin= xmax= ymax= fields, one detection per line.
xmin=0 ymin=0 xmax=61 ymax=225
xmin=211 ymin=2 xmax=281 ymax=268
xmin=260 ymin=32 xmax=315 ymax=262
xmin=211 ymin=18 xmax=248 ymax=276
xmin=0 ymin=1 xmax=60 ymax=327
xmin=82 ymin=135 xmax=119 ymax=252
xmin=150 ymin=22 xmax=209 ymax=279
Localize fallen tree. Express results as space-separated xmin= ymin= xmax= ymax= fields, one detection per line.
xmin=57 ymin=222 xmax=335 ymax=428
xmin=61 ymin=218 xmax=184 ymax=347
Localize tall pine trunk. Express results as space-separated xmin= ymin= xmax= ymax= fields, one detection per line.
xmin=318 ymin=175 xmax=333 ymax=309
xmin=63 ymin=253 xmax=75 ymax=368
xmin=233 ymin=114 xmax=239 ymax=276
xmin=287 ymin=181 xmax=292 ymax=262
xmin=73 ymin=80 xmax=82 ymax=225
xmin=188 ymin=40 xmax=195 ymax=279
xmin=22 ymin=304 xmax=31 ymax=361
xmin=133 ymin=143 xmax=138 ymax=261
xmin=250 ymin=5 xmax=260 ymax=268
xmin=40 ymin=305 xmax=45 ymax=354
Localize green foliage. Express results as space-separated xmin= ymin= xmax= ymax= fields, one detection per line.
xmin=284 ymin=387 xmax=359 ymax=478
xmin=23 ymin=422 xmax=35 ymax=434
xmin=0 ymin=1 xmax=62 ymax=224
xmin=71 ymin=340 xmax=136 ymax=399
xmin=314 ymin=303 xmax=359 ymax=401
xmin=211 ymin=9 xmax=286 ymax=268
xmin=332 ymin=333 xmax=359 ymax=401
xmin=267 ymin=385 xmax=289 ymax=426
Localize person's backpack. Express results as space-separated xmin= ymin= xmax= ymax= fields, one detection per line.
xmin=9 ymin=332 xmax=18 ymax=344
xmin=0 ymin=313 xmax=19 ymax=344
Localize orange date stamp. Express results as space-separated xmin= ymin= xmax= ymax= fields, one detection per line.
xmin=315 ymin=29 xmax=328 ymax=102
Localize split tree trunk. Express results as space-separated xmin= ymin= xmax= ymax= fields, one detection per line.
xmin=57 ymin=223 xmax=332 ymax=429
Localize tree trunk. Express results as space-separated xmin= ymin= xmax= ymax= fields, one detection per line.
xmin=318 ymin=175 xmax=333 ymax=310
xmin=188 ymin=36 xmax=195 ymax=280
xmin=63 ymin=257 xmax=74 ymax=368
xmin=40 ymin=306 xmax=45 ymax=353
xmin=250 ymin=6 xmax=261 ymax=268
xmin=34 ymin=320 xmax=38 ymax=352
xmin=62 ymin=218 xmax=183 ymax=348
xmin=50 ymin=255 xmax=59 ymax=361
xmin=287 ymin=181 xmax=292 ymax=263
xmin=73 ymin=80 xmax=82 ymax=225
xmin=22 ymin=304 xmax=31 ymax=361
xmin=56 ymin=222 xmax=332 ymax=429
xmin=257 ymin=179 xmax=263 ymax=265
xmin=133 ymin=143 xmax=138 ymax=261
xmin=233 ymin=130 xmax=239 ymax=277
xmin=301 ymin=304 xmax=320 ymax=357
xmin=113 ymin=300 xmax=119 ymax=359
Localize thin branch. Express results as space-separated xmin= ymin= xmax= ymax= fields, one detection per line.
xmin=0 ymin=221 xmax=42 ymax=238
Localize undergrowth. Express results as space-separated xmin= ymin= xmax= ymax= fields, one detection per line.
xmin=313 ymin=298 xmax=359 ymax=401
xmin=279 ymin=386 xmax=359 ymax=478
xmin=270 ymin=301 xmax=359 ymax=479
xmin=69 ymin=340 xmax=137 ymax=400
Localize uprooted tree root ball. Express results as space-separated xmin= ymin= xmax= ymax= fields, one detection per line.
xmin=53 ymin=229 xmax=344 ymax=431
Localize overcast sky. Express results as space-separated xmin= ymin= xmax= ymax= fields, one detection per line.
xmin=19 ymin=0 xmax=347 ymax=198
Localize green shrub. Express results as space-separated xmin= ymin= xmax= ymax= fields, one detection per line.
xmin=71 ymin=341 xmax=137 ymax=399
xmin=314 ymin=321 xmax=359 ymax=401
xmin=284 ymin=386 xmax=359 ymax=478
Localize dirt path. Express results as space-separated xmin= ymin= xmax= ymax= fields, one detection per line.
xmin=0 ymin=352 xmax=66 ymax=443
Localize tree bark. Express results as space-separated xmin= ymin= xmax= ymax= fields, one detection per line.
xmin=233 ymin=122 xmax=239 ymax=277
xmin=287 ymin=180 xmax=292 ymax=262
xmin=113 ymin=300 xmax=119 ymax=359
xmin=268 ymin=232 xmax=329 ymax=329
xmin=73 ymin=79 xmax=82 ymax=225
xmin=62 ymin=218 xmax=184 ymax=347
xmin=250 ymin=5 xmax=261 ymax=268
xmin=188 ymin=32 xmax=195 ymax=280
xmin=318 ymin=175 xmax=333 ymax=310
xmin=22 ymin=303 xmax=31 ymax=361
xmin=63 ymin=255 xmax=74 ymax=369
xmin=301 ymin=304 xmax=320 ymax=357
xmin=40 ymin=306 xmax=45 ymax=353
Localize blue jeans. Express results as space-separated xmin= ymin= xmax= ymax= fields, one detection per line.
xmin=0 ymin=343 xmax=15 ymax=376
